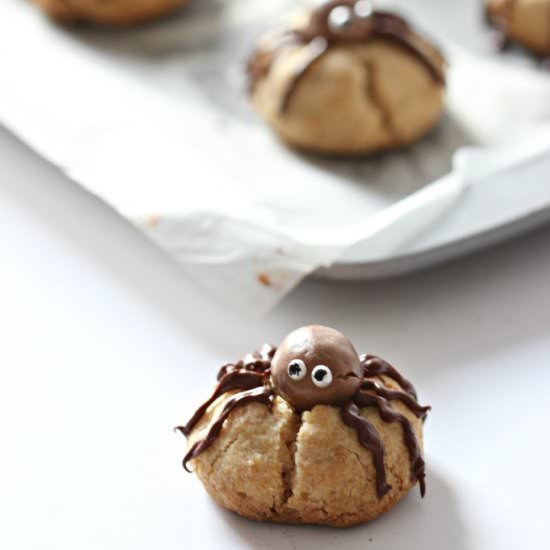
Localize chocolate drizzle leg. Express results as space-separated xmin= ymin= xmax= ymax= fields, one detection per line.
xmin=247 ymin=29 xmax=304 ymax=96
xmin=361 ymin=354 xmax=418 ymax=399
xmin=362 ymin=379 xmax=430 ymax=420
xmin=355 ymin=390 xmax=426 ymax=496
xmin=248 ymin=1 xmax=445 ymax=114
xmin=217 ymin=343 xmax=275 ymax=380
xmin=281 ymin=36 xmax=329 ymax=113
xmin=182 ymin=386 xmax=274 ymax=472
xmin=176 ymin=370 xmax=266 ymax=436
xmin=341 ymin=401 xmax=392 ymax=498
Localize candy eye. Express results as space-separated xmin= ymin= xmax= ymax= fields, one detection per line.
xmin=354 ymin=0 xmax=373 ymax=20
xmin=328 ymin=5 xmax=353 ymax=31
xmin=287 ymin=359 xmax=307 ymax=381
xmin=311 ymin=365 xmax=333 ymax=388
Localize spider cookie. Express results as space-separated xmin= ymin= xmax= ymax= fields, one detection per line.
xmin=177 ymin=326 xmax=430 ymax=527
xmin=34 ymin=0 xmax=189 ymax=26
xmin=247 ymin=0 xmax=446 ymax=155
xmin=486 ymin=0 xmax=550 ymax=55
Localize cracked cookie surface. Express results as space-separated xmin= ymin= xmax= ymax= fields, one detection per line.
xmin=186 ymin=375 xmax=423 ymax=527
xmin=247 ymin=2 xmax=446 ymax=155
xmin=34 ymin=0 xmax=189 ymax=26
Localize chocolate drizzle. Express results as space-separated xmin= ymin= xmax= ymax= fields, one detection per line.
xmin=178 ymin=326 xmax=430 ymax=501
xmin=180 ymin=386 xmax=274 ymax=472
xmin=362 ymin=379 xmax=430 ymax=420
xmin=280 ymin=36 xmax=329 ymax=113
xmin=355 ymin=390 xmax=427 ymax=496
xmin=216 ymin=343 xmax=275 ymax=380
xmin=341 ymin=401 xmax=391 ymax=497
xmin=248 ymin=1 xmax=445 ymax=114
xmin=177 ymin=370 xmax=266 ymax=436
xmin=361 ymin=354 xmax=418 ymax=399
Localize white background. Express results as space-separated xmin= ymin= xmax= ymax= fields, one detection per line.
xmin=2 ymin=118 xmax=550 ymax=549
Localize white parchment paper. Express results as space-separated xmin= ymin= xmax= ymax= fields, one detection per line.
xmin=1 ymin=0 xmax=550 ymax=313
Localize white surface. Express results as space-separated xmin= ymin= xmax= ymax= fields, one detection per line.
xmin=2 ymin=125 xmax=550 ymax=550
xmin=2 ymin=0 xmax=550 ymax=310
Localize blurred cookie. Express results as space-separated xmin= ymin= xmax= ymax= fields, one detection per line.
xmin=247 ymin=0 xmax=446 ymax=155
xmin=486 ymin=0 xmax=550 ymax=55
xmin=178 ymin=326 xmax=431 ymax=526
xmin=34 ymin=0 xmax=189 ymax=26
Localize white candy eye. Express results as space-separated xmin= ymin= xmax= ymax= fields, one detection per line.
xmin=328 ymin=5 xmax=353 ymax=31
xmin=287 ymin=359 xmax=307 ymax=381
xmin=311 ymin=365 xmax=333 ymax=388
xmin=354 ymin=0 xmax=373 ymax=19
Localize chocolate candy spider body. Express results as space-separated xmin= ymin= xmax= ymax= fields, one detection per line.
xmin=177 ymin=326 xmax=430 ymax=499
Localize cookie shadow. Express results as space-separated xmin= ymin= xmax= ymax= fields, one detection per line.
xmin=283 ymin=110 xmax=478 ymax=201
xmin=218 ymin=467 xmax=468 ymax=550
xmin=55 ymin=0 xmax=225 ymax=58
xmin=46 ymin=0 xmax=290 ymax=122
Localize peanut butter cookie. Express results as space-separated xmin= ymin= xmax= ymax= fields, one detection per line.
xmin=34 ymin=0 xmax=189 ymax=26
xmin=247 ymin=1 xmax=446 ymax=155
xmin=486 ymin=0 xmax=550 ymax=55
xmin=177 ymin=326 xmax=430 ymax=526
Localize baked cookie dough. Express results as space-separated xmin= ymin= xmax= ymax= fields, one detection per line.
xmin=34 ymin=0 xmax=189 ymax=26
xmin=486 ymin=0 xmax=550 ymax=55
xmin=177 ymin=326 xmax=431 ymax=527
xmin=247 ymin=0 xmax=446 ymax=155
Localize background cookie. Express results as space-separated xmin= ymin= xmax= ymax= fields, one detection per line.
xmin=248 ymin=1 xmax=446 ymax=155
xmin=179 ymin=326 xmax=430 ymax=527
xmin=486 ymin=0 xmax=550 ymax=55
xmin=34 ymin=0 xmax=189 ymax=26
